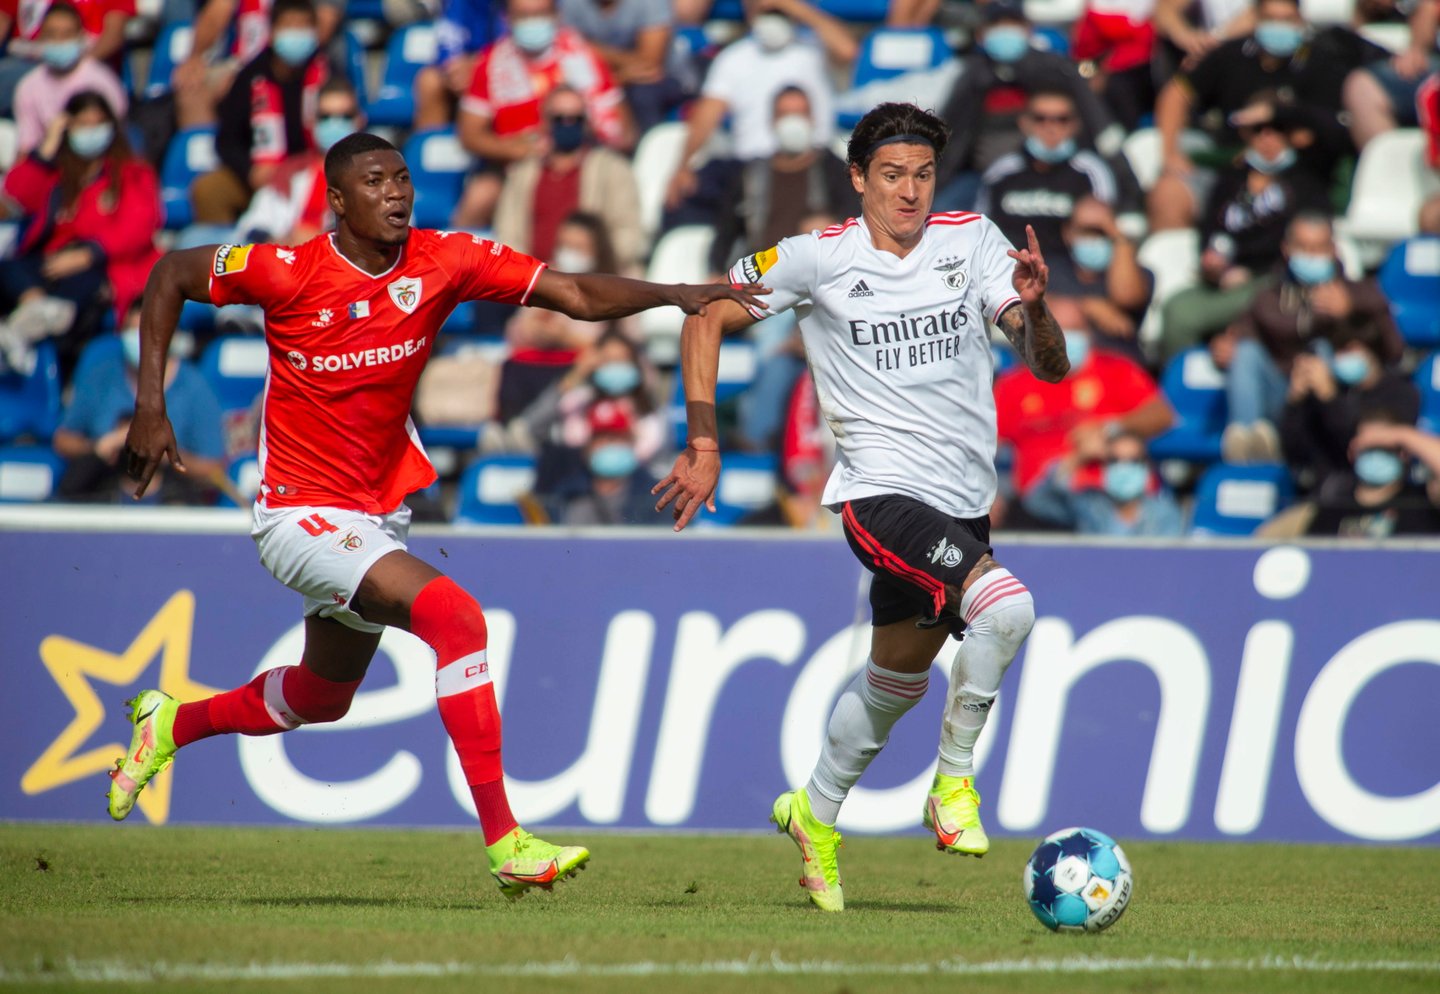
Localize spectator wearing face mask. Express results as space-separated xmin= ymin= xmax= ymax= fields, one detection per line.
xmin=707 ymin=87 xmax=854 ymax=274
xmin=191 ymin=0 xmax=334 ymax=227
xmin=519 ymin=326 xmax=665 ymax=502
xmin=1215 ymin=212 xmax=1403 ymax=464
xmin=496 ymin=214 xmax=635 ymax=423
xmin=0 ymin=91 xmax=162 ymax=376
xmin=225 ymin=77 xmax=365 ymax=247
xmin=11 ymin=2 xmax=126 ymax=156
xmin=1280 ymin=317 xmax=1419 ymax=490
xmin=994 ymin=318 xmax=1175 ymax=523
xmin=1293 ymin=414 xmax=1440 ymax=537
xmin=51 ymin=300 xmax=225 ymax=504
xmin=976 ymin=88 xmax=1125 ymax=259
xmin=1159 ymin=106 xmax=1331 ymax=362
xmin=935 ymin=1 xmax=1120 ymax=212
xmin=1026 ymin=426 xmax=1186 ymax=536
xmin=0 ymin=0 xmax=131 ymax=116
xmin=493 ymin=84 xmax=645 ymax=274
xmin=1047 ymin=196 xmax=1154 ymax=365
xmin=1149 ymin=0 xmax=1387 ymax=231
xmin=455 ymin=0 xmax=634 ymax=229
xmin=558 ymin=399 xmax=666 ymax=525
xmin=663 ymin=0 xmax=854 ymax=211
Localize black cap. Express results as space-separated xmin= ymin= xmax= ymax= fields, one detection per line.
xmin=981 ymin=0 xmax=1028 ymax=25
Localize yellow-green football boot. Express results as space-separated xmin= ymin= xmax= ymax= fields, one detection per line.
xmin=771 ymin=788 xmax=844 ymax=912
xmin=107 ymin=690 xmax=179 ymax=821
xmin=923 ymin=773 xmax=989 ymax=856
xmin=485 ymin=828 xmax=589 ymax=899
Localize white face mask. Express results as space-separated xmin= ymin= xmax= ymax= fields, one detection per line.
xmin=552 ymin=246 xmax=595 ymax=274
xmin=752 ymin=13 xmax=794 ymax=51
xmin=773 ymin=113 xmax=813 ymax=155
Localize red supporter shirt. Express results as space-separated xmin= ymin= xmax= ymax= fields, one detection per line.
xmin=993 ymin=350 xmax=1161 ymax=493
xmin=460 ymin=29 xmax=626 ymax=148
xmin=208 ymin=229 xmax=546 ymax=513
xmin=1 ymin=0 xmax=133 ymax=43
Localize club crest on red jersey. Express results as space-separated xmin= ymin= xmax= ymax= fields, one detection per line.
xmin=387 ymin=277 xmax=423 ymax=314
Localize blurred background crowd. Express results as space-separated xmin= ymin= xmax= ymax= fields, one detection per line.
xmin=0 ymin=0 xmax=1436 ymax=537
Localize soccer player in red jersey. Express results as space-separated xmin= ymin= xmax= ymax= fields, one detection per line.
xmin=109 ymin=132 xmax=767 ymax=898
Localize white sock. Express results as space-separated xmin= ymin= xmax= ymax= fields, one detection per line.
xmin=806 ymin=658 xmax=929 ymax=825
xmin=937 ymin=568 xmax=1035 ymax=778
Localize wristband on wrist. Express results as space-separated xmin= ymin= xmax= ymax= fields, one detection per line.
xmin=687 ymin=440 xmax=719 ymax=452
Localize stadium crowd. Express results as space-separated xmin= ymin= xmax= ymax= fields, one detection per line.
xmin=0 ymin=0 xmax=1437 ymax=537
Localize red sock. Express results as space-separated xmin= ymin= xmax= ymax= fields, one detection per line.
xmin=410 ymin=576 xmax=517 ymax=845
xmin=171 ymin=665 xmax=361 ymax=748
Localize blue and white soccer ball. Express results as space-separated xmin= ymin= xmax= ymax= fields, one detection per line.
xmin=1022 ymin=826 xmax=1133 ymax=933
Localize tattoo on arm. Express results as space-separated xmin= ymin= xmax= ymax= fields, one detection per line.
xmin=998 ymin=303 xmax=1069 ymax=383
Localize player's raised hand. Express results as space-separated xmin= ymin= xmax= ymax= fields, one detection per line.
xmin=673 ymin=282 xmax=771 ymax=318
xmin=1007 ymin=225 xmax=1050 ymax=307
xmin=653 ymin=444 xmax=720 ymax=531
xmin=123 ymin=407 xmax=186 ymax=498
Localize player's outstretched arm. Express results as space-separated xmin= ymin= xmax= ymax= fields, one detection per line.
xmin=999 ymin=225 xmax=1070 ymax=384
xmin=652 ymin=298 xmax=756 ymax=532
xmin=124 ymin=246 xmax=221 ymax=497
xmin=527 ymin=269 xmax=769 ymax=323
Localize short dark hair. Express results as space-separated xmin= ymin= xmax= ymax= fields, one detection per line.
xmin=846 ymin=102 xmax=949 ymax=174
xmin=324 ymin=131 xmax=399 ymax=188
xmin=270 ymin=0 xmax=316 ymax=25
xmin=42 ymin=1 xmax=83 ymax=27
xmin=1331 ymin=316 xmax=1385 ymax=356
xmin=319 ymin=77 xmax=358 ymax=101
xmin=1026 ymin=87 xmax=1076 ymax=110
xmin=773 ymin=85 xmax=809 ymax=109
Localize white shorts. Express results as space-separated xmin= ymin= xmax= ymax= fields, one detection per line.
xmin=251 ymin=502 xmax=412 ymax=634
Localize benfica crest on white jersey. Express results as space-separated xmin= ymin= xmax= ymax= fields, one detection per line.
xmin=387 ymin=276 xmax=423 ymax=314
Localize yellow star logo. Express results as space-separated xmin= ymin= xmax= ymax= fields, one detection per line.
xmin=21 ymin=590 xmax=221 ymax=825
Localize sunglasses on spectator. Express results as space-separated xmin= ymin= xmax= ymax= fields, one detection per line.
xmin=1027 ymin=113 xmax=1074 ymax=125
xmin=549 ymin=114 xmax=585 ymax=127
xmin=1238 ymin=122 xmax=1282 ymax=138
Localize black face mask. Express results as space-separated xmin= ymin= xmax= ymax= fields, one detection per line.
xmin=550 ymin=116 xmax=586 ymax=153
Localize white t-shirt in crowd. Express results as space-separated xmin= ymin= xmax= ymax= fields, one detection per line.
xmin=701 ymin=36 xmax=834 ymax=161
xmin=727 ymin=212 xmax=1022 ymax=519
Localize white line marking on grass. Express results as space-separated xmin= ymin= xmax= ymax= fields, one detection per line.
xmin=2 ymin=954 xmax=1439 ymax=984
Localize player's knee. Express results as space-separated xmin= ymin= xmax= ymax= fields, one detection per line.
xmin=292 ymin=691 xmax=355 ymax=725
xmin=411 ymin=576 xmax=488 ymax=649
xmin=966 ymin=569 xmax=1035 ymax=649
xmin=280 ymin=665 xmax=360 ymax=725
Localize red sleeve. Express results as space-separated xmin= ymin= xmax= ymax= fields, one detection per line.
xmin=208 ymin=243 xmax=285 ymax=307
xmin=88 ymin=162 xmax=161 ymax=260
xmin=442 ymin=233 xmax=546 ymax=305
xmin=1 ymin=155 xmax=58 ymax=217
xmin=992 ymin=371 xmax=1021 ymax=444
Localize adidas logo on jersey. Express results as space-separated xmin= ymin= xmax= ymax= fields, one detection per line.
xmin=848 ymin=280 xmax=875 ymax=298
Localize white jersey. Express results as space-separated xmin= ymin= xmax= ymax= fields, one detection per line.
xmin=727 ymin=211 xmax=1021 ymax=518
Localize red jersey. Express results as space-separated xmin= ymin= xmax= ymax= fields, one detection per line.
xmin=208 ymin=229 xmax=546 ymax=513
xmin=460 ymin=29 xmax=625 ymax=149
xmin=994 ymin=349 xmax=1161 ymax=493
xmin=1 ymin=0 xmax=133 ymax=45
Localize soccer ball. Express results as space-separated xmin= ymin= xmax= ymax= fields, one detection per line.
xmin=1022 ymin=826 xmax=1133 ymax=933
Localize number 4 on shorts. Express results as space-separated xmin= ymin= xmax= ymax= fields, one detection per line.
xmin=297 ymin=513 xmax=338 ymax=536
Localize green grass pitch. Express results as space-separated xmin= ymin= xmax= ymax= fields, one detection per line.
xmin=2 ymin=823 xmax=1438 ymax=993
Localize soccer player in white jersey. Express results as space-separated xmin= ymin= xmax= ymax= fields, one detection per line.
xmin=654 ymin=103 xmax=1070 ymax=912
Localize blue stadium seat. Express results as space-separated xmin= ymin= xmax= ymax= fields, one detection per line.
xmin=1031 ymin=25 xmax=1071 ymax=56
xmin=992 ymin=341 xmax=1018 ymax=377
xmin=667 ymin=340 xmax=759 ymax=447
xmin=217 ymin=453 xmax=262 ymax=508
xmin=1190 ymin=463 xmax=1294 ymax=536
xmin=341 ymin=28 xmax=370 ymax=108
xmin=367 ymin=24 xmax=438 ymax=127
xmin=145 ymin=21 xmax=194 ymax=98
xmin=161 ymin=126 xmax=219 ymax=229
xmin=1379 ymin=236 xmax=1440 ymax=348
xmin=1148 ymin=347 xmax=1227 ymax=464
xmin=455 ymin=454 xmax=537 ymax=524
xmin=852 ymin=27 xmax=949 ymax=90
xmin=704 ymin=452 xmax=779 ymax=526
xmin=402 ymin=127 xmax=476 ymax=229
xmin=199 ymin=335 xmax=269 ymax=414
xmin=348 ymin=0 xmax=386 ymax=19
xmin=1415 ymin=352 xmax=1440 ymax=433
xmin=819 ymin=0 xmax=893 ymax=19
xmin=0 ymin=341 xmax=61 ymax=444
xmin=0 ymin=445 xmax=65 ymax=502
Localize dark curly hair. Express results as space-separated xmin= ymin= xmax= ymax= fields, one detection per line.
xmin=846 ymin=102 xmax=950 ymax=176
xmin=324 ymin=131 xmax=399 ymax=188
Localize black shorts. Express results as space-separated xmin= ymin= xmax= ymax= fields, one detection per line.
xmin=840 ymin=493 xmax=993 ymax=629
